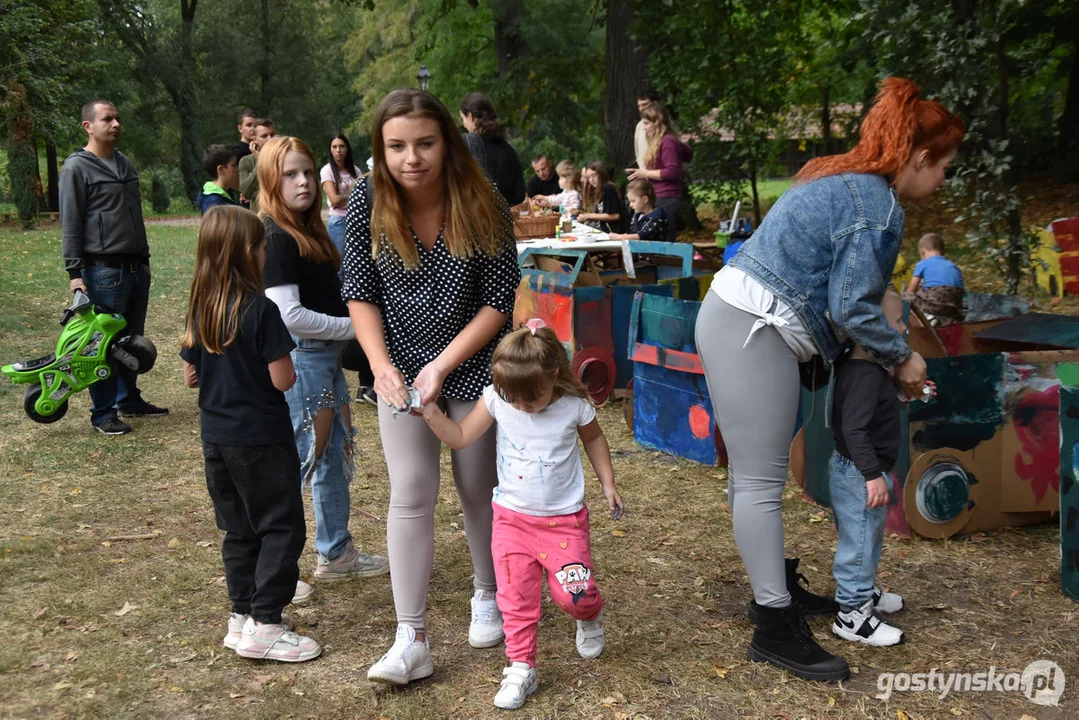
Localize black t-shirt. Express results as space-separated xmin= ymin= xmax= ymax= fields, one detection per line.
xmin=233 ymin=142 xmax=252 ymax=161
xmin=463 ymin=133 xmax=526 ymax=206
xmin=340 ymin=181 xmax=521 ymax=401
xmin=584 ymin=182 xmax=626 ymax=233
xmin=180 ymin=295 xmax=295 ymax=445
xmin=526 ymin=174 xmax=561 ymax=198
xmin=831 ymin=358 xmax=901 ymax=481
xmin=262 ymin=218 xmax=348 ymax=317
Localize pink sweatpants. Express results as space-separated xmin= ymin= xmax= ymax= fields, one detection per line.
xmin=491 ymin=503 xmax=604 ymax=667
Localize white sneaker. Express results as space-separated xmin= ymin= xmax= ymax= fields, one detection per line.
xmin=367 ymin=624 xmax=434 ymax=685
xmin=235 ymin=616 xmax=321 ymax=662
xmin=873 ymin=581 xmax=904 ymax=613
xmin=493 ymin=662 xmax=539 ymax=710
xmin=223 ymin=612 xmax=292 ymax=650
xmin=832 ymin=599 xmax=905 ymax=647
xmin=291 ymin=579 xmax=314 ymax=604
xmin=575 ymin=611 xmax=605 ymax=658
xmin=469 ymin=589 xmax=505 ymax=648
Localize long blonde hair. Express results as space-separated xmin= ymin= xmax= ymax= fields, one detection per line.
xmin=257 ymin=136 xmax=339 ymax=266
xmin=641 ymin=104 xmax=677 ymax=169
xmin=491 ymin=325 xmax=589 ymax=405
xmin=181 ymin=206 xmax=265 ymax=354
xmin=369 ymin=89 xmax=512 ymax=269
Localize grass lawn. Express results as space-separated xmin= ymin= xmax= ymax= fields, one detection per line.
xmin=0 ymin=223 xmax=1075 ymax=719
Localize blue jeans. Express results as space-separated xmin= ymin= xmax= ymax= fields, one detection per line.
xmin=82 ymin=264 xmax=150 ymax=425
xmin=829 ymin=452 xmax=890 ymax=608
xmin=285 ymin=337 xmax=353 ymax=559
xmin=327 ymin=216 xmax=347 ymax=258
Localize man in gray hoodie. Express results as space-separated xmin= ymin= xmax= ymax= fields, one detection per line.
xmin=60 ymin=99 xmax=168 ymax=436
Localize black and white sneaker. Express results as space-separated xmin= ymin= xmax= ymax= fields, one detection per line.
xmin=118 ymin=402 xmax=169 ymax=418
xmin=357 ymin=386 xmax=378 ymax=406
xmin=832 ymin=599 xmax=905 ymax=647
xmin=94 ymin=417 xmax=132 ymax=436
xmin=872 ymin=582 xmax=905 ymax=613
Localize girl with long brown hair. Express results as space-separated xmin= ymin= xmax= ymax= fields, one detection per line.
xmin=626 ymin=103 xmax=693 ymax=241
xmin=180 ymin=206 xmax=320 ymax=662
xmin=577 ymin=161 xmax=625 ymax=233
xmin=258 ymin=136 xmax=389 ymax=584
xmin=341 ymin=89 xmax=521 ymax=686
xmin=419 ymin=321 xmax=623 ymax=709
xmin=695 ymin=78 xmax=965 ymax=681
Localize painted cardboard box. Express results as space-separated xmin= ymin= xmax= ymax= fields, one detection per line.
xmin=794 ymin=303 xmax=1079 ymax=539
xmin=1056 ymin=363 xmax=1079 ymax=603
xmin=515 ymin=242 xmax=706 ymax=405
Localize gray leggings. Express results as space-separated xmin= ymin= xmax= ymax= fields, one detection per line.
xmin=377 ymin=398 xmax=498 ymax=629
xmin=695 ymin=292 xmax=799 ymax=608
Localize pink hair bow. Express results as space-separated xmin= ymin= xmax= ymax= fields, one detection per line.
xmin=525 ymin=318 xmax=546 ymax=335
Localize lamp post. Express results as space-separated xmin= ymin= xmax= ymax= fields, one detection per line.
xmin=417 ymin=64 xmax=432 ymax=92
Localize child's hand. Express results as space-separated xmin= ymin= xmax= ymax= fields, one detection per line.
xmin=866 ymin=477 xmax=889 ymax=508
xmin=419 ymin=400 xmax=442 ymax=421
xmin=603 ymin=484 xmax=624 ymax=520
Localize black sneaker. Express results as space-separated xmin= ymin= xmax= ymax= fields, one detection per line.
xmin=118 ymin=402 xmax=169 ymax=418
xmin=94 ymin=417 xmax=132 ymax=436
xmin=357 ymin=386 xmax=378 ymax=406
xmin=747 ymin=557 xmax=838 ymax=623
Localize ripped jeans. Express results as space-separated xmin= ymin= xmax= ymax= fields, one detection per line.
xmin=285 ymin=337 xmax=354 ymax=560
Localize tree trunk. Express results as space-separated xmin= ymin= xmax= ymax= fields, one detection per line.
xmin=492 ymin=0 xmax=527 ymax=77
xmin=46 ymin=139 xmax=59 ymax=211
xmin=260 ymin=0 xmax=272 ymax=113
xmin=604 ymin=0 xmax=649 ymax=172
xmin=819 ymin=84 xmax=832 ymax=155
xmin=178 ymin=0 xmax=202 ymax=202
xmin=1056 ymin=39 xmax=1079 ymax=180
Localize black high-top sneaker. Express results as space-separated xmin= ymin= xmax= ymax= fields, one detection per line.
xmin=747 ymin=558 xmax=839 ymax=623
xmin=748 ymin=601 xmax=851 ymax=681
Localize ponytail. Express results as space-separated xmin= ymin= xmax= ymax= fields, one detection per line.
xmin=796 ymin=78 xmax=965 ymax=184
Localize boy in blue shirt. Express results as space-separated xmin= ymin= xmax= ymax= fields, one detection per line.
xmin=906 ymin=233 xmax=964 ymax=325
xmin=195 ymin=145 xmax=241 ymax=215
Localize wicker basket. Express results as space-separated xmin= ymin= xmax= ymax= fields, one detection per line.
xmin=512 ymin=198 xmax=560 ymax=240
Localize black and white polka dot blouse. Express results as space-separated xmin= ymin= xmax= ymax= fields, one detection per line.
xmin=340 ymin=179 xmax=521 ymax=402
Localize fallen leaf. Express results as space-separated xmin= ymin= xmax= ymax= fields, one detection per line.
xmin=828 ymin=696 xmax=836 ymax=706
xmin=897 ymin=711 xmax=911 ymax=720
xmin=64 ymin=651 xmax=77 ymax=661
xmin=712 ymin=663 xmax=729 ymax=679
xmin=69 ymin=488 xmax=82 ymax=496
xmin=950 ymin=709 xmax=963 ymax=716
xmin=610 ymin=529 xmax=626 ymax=537
xmin=169 ymin=652 xmax=197 ymax=664
xmin=693 ymin=576 xmax=705 ymax=587
xmin=89 ymin=449 xmax=102 ymax=459
xmin=229 ymin=693 xmax=244 ymax=699
xmin=167 ymin=538 xmax=181 ymax=548
xmin=53 ymin=681 xmax=73 ymax=691
xmin=34 ymin=607 xmax=47 ymax=619
xmin=1010 ymin=588 xmax=1022 ymax=598
xmin=29 ymin=656 xmax=47 ymax=668
xmin=114 ymin=602 xmax=139 ymax=616
xmin=196 ymin=541 xmax=213 ymax=548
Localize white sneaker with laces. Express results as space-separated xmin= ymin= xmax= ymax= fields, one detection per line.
xmin=469 ymin=589 xmax=505 ymax=648
xmin=291 ymin=579 xmax=314 ymax=604
xmin=224 ymin=612 xmax=293 ymax=650
xmin=235 ymin=616 xmax=321 ymax=662
xmin=832 ymin=599 xmax=905 ymax=647
xmin=493 ymin=662 xmax=539 ymax=710
xmin=576 ymin=611 xmax=605 ymax=658
xmin=367 ymin=624 xmax=434 ymax=685
xmin=872 ymin=581 xmax=904 ymax=613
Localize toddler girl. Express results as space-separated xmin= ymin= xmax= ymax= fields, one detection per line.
xmin=609 ymin=179 xmax=669 ymax=242
xmin=421 ymin=320 xmax=624 ymax=710
xmin=180 ymin=205 xmax=320 ymax=662
xmin=536 ymin=161 xmax=581 ymax=212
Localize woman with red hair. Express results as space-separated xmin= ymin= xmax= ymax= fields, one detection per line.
xmin=695 ymin=79 xmax=965 ymax=681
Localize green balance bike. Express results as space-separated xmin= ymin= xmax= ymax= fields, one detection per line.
xmin=2 ymin=290 xmax=157 ymax=423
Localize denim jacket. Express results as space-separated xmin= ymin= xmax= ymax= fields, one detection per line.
xmin=729 ymin=173 xmax=912 ymax=369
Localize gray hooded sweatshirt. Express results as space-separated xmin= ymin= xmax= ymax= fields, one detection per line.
xmin=59 ymin=149 xmax=149 ymax=279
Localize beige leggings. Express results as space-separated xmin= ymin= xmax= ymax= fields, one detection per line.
xmin=377 ymin=398 xmax=498 ymax=630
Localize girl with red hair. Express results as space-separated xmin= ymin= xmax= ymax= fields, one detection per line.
xmin=694 ymin=78 xmax=965 ymax=681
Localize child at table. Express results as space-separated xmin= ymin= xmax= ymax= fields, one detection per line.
xmin=609 ymin=179 xmax=668 ymax=242
xmin=420 ymin=320 xmax=624 ymax=710
xmin=905 ymin=232 xmax=964 ymax=325
xmin=536 ymin=161 xmax=581 ymax=213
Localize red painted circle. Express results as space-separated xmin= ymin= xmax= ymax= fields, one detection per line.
xmin=688 ymin=404 xmax=712 ymax=439
xmin=571 ymin=346 xmax=616 ymax=406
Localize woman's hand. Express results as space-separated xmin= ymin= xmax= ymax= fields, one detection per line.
xmin=626 ymin=168 xmax=647 ymax=182
xmin=895 ymin=351 xmax=927 ymax=399
xmin=373 ymin=364 xmax=410 ymax=410
xmin=413 ymin=360 xmax=449 ymax=405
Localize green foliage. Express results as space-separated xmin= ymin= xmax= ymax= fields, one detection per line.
xmin=150 ymin=175 xmax=170 ymax=214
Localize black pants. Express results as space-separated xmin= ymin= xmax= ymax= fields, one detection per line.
xmin=203 ymin=440 xmax=306 ymax=623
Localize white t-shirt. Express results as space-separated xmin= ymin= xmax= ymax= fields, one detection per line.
xmin=709 ymin=265 xmax=818 ymax=362
xmin=319 ymin=163 xmax=361 ymax=217
xmin=483 ymin=385 xmax=597 ymax=517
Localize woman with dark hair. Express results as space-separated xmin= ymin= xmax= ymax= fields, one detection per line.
xmin=626 ymin=103 xmax=692 ymax=241
xmin=459 ymin=91 xmax=526 ymax=205
xmin=577 ymin=161 xmax=625 ymax=233
xmin=320 ymin=134 xmax=362 ymax=258
xmin=342 ymin=89 xmax=521 ymax=686
xmin=695 ymin=78 xmax=965 ymax=682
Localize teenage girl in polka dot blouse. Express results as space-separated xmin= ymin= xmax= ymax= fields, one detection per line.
xmin=341 ymin=89 xmax=521 ymax=686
